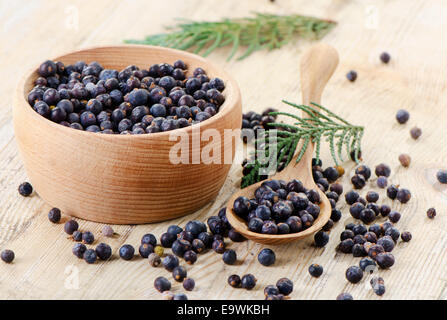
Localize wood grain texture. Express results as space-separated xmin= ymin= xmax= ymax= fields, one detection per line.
xmin=1 ymin=0 xmax=447 ymax=300
xmin=13 ymin=45 xmax=241 ymax=224
xmin=226 ymin=44 xmax=338 ymax=244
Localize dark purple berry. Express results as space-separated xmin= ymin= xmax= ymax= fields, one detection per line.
xmin=350 ymin=202 xmax=365 ymax=219
xmin=359 ymin=257 xmax=377 ymax=273
xmin=241 ymin=274 xmax=257 ymax=290
xmin=380 ymin=52 xmax=390 ymax=63
xmin=384 ymin=227 xmax=400 ymax=242
xmin=355 ymin=165 xmax=371 ymax=180
xmin=257 ymin=248 xmax=275 ymax=266
xmin=360 ymin=209 xmax=376 ymax=224
xmin=276 ymin=278 xmax=293 ymax=295
xmin=345 ymin=266 xmax=363 ymax=283
xmin=82 ymin=231 xmax=94 ymax=244
xmin=139 ymin=243 xmax=154 ymax=258
xmin=95 ymin=243 xmax=112 ymax=260
xmin=366 ymin=191 xmax=379 ymax=203
xmin=346 ymin=70 xmax=357 ymax=82
xmin=388 ymin=211 xmax=401 ymax=223
xmin=72 ymin=243 xmax=86 ymax=259
xmin=338 ymin=239 xmax=354 ymax=253
xmin=376 ymin=253 xmax=395 ymax=269
xmin=48 ymin=208 xmax=61 ymax=223
xmin=1 ymin=250 xmax=15 ymax=263
xmin=371 ymin=276 xmax=386 ymax=296
xmin=183 ymin=278 xmax=195 ymax=291
xmin=308 ymin=264 xmax=323 ymax=277
xmin=427 ymin=207 xmax=436 ymax=219
xmin=160 ymin=232 xmax=176 ymax=248
xmin=223 ymin=249 xmax=237 ymax=265
xmin=184 ymin=250 xmax=197 ymax=265
xmin=154 ymin=276 xmax=171 ymax=292
xmin=401 ymin=231 xmax=412 ymax=242
xmin=336 ymin=293 xmax=353 ymax=300
xmin=172 ymin=266 xmax=187 ymax=282
xmin=436 ymin=170 xmax=447 ymax=184
xmin=212 ymin=239 xmax=225 ymax=254
xmin=64 ymin=220 xmax=79 ymax=235
xmin=396 ymin=109 xmax=410 ymax=124
xmin=119 ymin=244 xmax=135 ymax=260
xmin=228 ymin=274 xmax=241 ymax=288
xmin=351 ymin=174 xmax=366 ymax=189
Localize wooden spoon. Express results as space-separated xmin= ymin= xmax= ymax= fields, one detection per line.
xmin=226 ymin=43 xmax=339 ymax=245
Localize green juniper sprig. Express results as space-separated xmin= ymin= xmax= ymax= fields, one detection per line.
xmin=241 ymin=101 xmax=364 ymax=188
xmin=125 ymin=13 xmax=336 ymax=61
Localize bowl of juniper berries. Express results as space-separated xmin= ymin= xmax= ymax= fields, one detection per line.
xmin=13 ymin=45 xmax=241 ymax=224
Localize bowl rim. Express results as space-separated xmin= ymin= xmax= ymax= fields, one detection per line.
xmin=15 ymin=44 xmax=241 ymax=140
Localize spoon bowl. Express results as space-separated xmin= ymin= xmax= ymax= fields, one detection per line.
xmin=226 ymin=43 xmax=339 ymax=244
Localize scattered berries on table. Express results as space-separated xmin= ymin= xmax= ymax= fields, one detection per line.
xmin=276 ymin=278 xmax=293 ymax=295
xmin=83 ymin=249 xmax=97 ymax=264
xmin=82 ymin=231 xmax=94 ymax=244
xmin=183 ymin=278 xmax=195 ymax=291
xmin=48 ymin=208 xmax=61 ymax=223
xmin=234 ymin=179 xmax=322 ymax=235
xmin=119 ymin=244 xmax=135 ymax=261
xmin=396 ymin=109 xmax=410 ymax=124
xmin=427 ymin=208 xmax=436 ymax=219
xmin=154 ymin=276 xmax=171 ymax=293
xmin=64 ymin=220 xmax=79 ymax=235
xmin=410 ymin=127 xmax=422 ymax=140
xmin=346 ymin=70 xmax=357 ymax=82
xmin=401 ymin=231 xmax=412 ymax=242
xmin=336 ymin=292 xmax=353 ymax=300
xmin=1 ymin=250 xmax=15 ymax=263
xmin=222 ymin=249 xmax=237 ymax=265
xmin=377 ymin=176 xmax=388 ymax=188
xmin=72 ymin=243 xmax=86 ymax=259
xmin=257 ymin=248 xmax=276 ymax=266
xmin=345 ymin=266 xmax=363 ymax=284
xmin=29 ymin=60 xmax=226 ymax=134
xmin=370 ymin=276 xmax=386 ymax=296
xmin=308 ymin=264 xmax=323 ymax=278
xmin=241 ymin=274 xmax=257 ymax=290
xmin=95 ymin=243 xmax=112 ymax=260
xmin=228 ymin=274 xmax=241 ymax=288
xmin=398 ymin=154 xmax=411 ymax=167
xmin=139 ymin=243 xmax=154 ymax=258
xmin=101 ymin=225 xmax=114 ymax=237
xmin=148 ymin=253 xmax=161 ymax=267
xmin=436 ymin=170 xmax=447 ymax=184
xmin=172 ymin=266 xmax=187 ymax=282
xmin=380 ymin=52 xmax=391 ymax=64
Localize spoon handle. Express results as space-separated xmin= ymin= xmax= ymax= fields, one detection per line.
xmin=300 ymin=43 xmax=339 ymax=106
xmin=283 ymin=44 xmax=339 ymax=176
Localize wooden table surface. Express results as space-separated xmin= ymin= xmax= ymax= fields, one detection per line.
xmin=1 ymin=0 xmax=447 ymax=300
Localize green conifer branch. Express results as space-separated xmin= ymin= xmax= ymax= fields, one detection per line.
xmin=241 ymin=101 xmax=364 ymax=188
xmin=125 ymin=13 xmax=336 ymax=61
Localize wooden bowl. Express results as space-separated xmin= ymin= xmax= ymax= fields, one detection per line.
xmin=13 ymin=45 xmax=241 ymax=224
